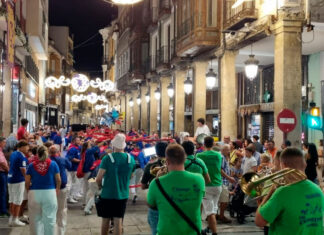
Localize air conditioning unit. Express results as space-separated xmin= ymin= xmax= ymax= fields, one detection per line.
xmin=278 ymin=0 xmax=302 ymax=8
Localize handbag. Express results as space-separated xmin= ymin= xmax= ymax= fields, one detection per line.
xmin=155 ymin=178 xmax=201 ymax=235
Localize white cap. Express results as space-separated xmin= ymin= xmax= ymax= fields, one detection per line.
xmin=111 ymin=133 xmax=126 ymax=150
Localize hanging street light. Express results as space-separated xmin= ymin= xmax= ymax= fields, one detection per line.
xmin=167 ymin=83 xmax=174 ymax=98
xmin=104 ymin=0 xmax=143 ymax=5
xmin=136 ymin=95 xmax=141 ymax=105
xmin=244 ymin=45 xmax=259 ymax=81
xmin=129 ymin=98 xmax=134 ymax=107
xmin=184 ymin=77 xmax=193 ymax=95
xmin=145 ymin=91 xmax=150 ymax=103
xmin=206 ymin=68 xmax=218 ymax=89
xmin=154 ymin=87 xmax=161 ymax=100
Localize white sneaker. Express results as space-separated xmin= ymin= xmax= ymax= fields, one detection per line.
xmin=68 ymin=198 xmax=78 ymax=203
xmin=75 ymin=193 xmax=83 ymax=199
xmin=8 ymin=216 xmax=13 ymax=226
xmin=11 ymin=220 xmax=26 ymax=227
xmin=19 ymin=215 xmax=29 ymax=223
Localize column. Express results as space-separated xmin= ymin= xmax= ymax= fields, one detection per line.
xmin=193 ymin=61 xmax=208 ymax=132
xmin=2 ymin=65 xmax=12 ymax=136
xmin=149 ymin=82 xmax=158 ymax=134
xmin=174 ymin=70 xmax=186 ymax=134
xmin=132 ymin=91 xmax=140 ymax=130
xmin=160 ymin=76 xmax=171 ymax=136
xmin=140 ymin=86 xmax=148 ymax=132
xmin=273 ymin=12 xmax=303 ymax=147
xmin=126 ymin=93 xmax=132 ymax=131
xmin=221 ymin=50 xmax=238 ymax=140
xmin=120 ymin=96 xmax=126 ymax=132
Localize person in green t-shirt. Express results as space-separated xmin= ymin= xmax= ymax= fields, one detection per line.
xmin=182 ymin=141 xmax=211 ymax=184
xmin=147 ymin=144 xmax=205 ymax=235
xmin=196 ymin=136 xmax=222 ymax=235
xmin=255 ymin=147 xmax=324 ymax=235
xmin=96 ymin=134 xmax=135 ymax=235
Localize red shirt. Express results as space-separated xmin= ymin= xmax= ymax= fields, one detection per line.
xmin=17 ymin=126 xmax=27 ymax=140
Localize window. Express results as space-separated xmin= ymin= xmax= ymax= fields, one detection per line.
xmin=207 ymin=0 xmax=217 ymax=27
xmin=51 ymin=60 xmax=55 ymax=73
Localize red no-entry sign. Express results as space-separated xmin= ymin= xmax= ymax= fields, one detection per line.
xmin=277 ymin=109 xmax=297 ymax=133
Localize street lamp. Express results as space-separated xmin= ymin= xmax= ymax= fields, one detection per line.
xmin=154 ymin=87 xmax=161 ymax=100
xmin=167 ymin=83 xmax=174 ymax=98
xmin=145 ymin=91 xmax=150 ymax=103
xmin=0 ymin=80 xmax=5 ymax=93
xmin=129 ymin=98 xmax=134 ymax=107
xmin=136 ymin=95 xmax=141 ymax=105
xmin=184 ymin=77 xmax=193 ymax=95
xmin=244 ymin=45 xmax=259 ymax=81
xmin=108 ymin=0 xmax=143 ymax=5
xmin=206 ymin=68 xmax=218 ymax=89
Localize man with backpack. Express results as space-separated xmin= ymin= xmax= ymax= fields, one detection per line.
xmin=182 ymin=141 xmax=210 ymax=184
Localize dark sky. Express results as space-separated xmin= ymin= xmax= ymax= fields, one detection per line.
xmin=49 ymin=0 xmax=117 ymax=77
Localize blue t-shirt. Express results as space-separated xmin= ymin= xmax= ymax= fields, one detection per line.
xmin=50 ymin=156 xmax=72 ymax=189
xmin=27 ymin=161 xmax=60 ymax=190
xmin=41 ymin=136 xmax=48 ymax=143
xmin=53 ymin=135 xmax=62 ymax=145
xmin=83 ymin=146 xmax=100 ymax=173
xmin=8 ymin=151 xmax=27 ymax=184
xmin=66 ymin=146 xmax=80 ymax=171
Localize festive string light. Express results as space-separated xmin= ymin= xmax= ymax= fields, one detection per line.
xmin=71 ymin=74 xmax=90 ymax=92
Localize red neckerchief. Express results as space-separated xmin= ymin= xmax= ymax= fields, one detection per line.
xmin=28 ymin=155 xmax=39 ymax=164
xmin=33 ymin=158 xmax=52 ymax=176
xmin=68 ymin=144 xmax=79 ymax=151
xmin=90 ymin=160 xmax=101 ymax=170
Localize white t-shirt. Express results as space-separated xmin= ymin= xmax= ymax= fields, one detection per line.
xmin=242 ymin=156 xmax=257 ymax=174
xmin=194 ymin=125 xmax=210 ymax=137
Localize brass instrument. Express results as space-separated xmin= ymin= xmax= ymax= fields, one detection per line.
xmin=150 ymin=159 xmax=168 ymax=178
xmin=196 ymin=133 xmax=208 ymax=145
xmin=240 ymin=168 xmax=307 ymax=199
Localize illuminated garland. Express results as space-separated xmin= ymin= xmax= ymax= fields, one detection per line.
xmin=45 ymin=74 xmax=115 ymax=93
xmin=71 ymin=93 xmax=108 ymax=104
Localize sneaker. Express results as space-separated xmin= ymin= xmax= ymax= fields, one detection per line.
xmin=132 ymin=195 xmax=137 ymax=204
xmin=11 ymin=220 xmax=26 ymax=227
xmin=84 ymin=210 xmax=92 ymax=216
xmin=201 ymin=227 xmax=210 ymax=235
xmin=75 ymin=193 xmax=83 ymax=199
xmin=219 ymin=216 xmax=232 ymax=224
xmin=19 ymin=215 xmax=29 ymax=224
xmin=68 ymin=198 xmax=78 ymax=204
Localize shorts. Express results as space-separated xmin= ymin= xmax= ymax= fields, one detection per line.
xmin=8 ymin=182 xmax=25 ymax=205
xmin=219 ymin=185 xmax=230 ymax=203
xmin=98 ymin=198 xmax=128 ymax=218
xmin=202 ymin=186 xmax=222 ymax=218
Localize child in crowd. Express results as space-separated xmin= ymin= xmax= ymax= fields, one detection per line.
xmin=257 ymin=153 xmax=272 ymax=174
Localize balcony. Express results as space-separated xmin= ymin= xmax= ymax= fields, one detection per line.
xmin=176 ymin=13 xmax=219 ymax=57
xmin=224 ymin=0 xmax=258 ymax=31
xmin=156 ymin=46 xmax=170 ymax=73
xmin=26 ymin=56 xmax=39 ymax=83
xmin=158 ymin=0 xmax=171 ymax=21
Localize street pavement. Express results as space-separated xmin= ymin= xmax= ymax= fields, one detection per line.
xmin=0 ymin=190 xmax=263 ymax=235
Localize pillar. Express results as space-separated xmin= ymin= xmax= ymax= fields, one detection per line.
xmin=273 ymin=12 xmax=303 ymax=147
xmin=174 ymin=70 xmax=186 ymax=134
xmin=221 ymin=50 xmax=238 ymax=140
xmin=193 ymin=61 xmax=208 ymax=132
xmin=2 ymin=65 xmax=12 ymax=136
xmin=120 ymin=96 xmax=126 ymax=132
xmin=149 ymin=82 xmax=158 ymax=134
xmin=132 ymin=91 xmax=140 ymax=130
xmin=126 ymin=93 xmax=132 ymax=131
xmin=160 ymin=76 xmax=171 ymax=136
xmin=140 ymin=86 xmax=148 ymax=133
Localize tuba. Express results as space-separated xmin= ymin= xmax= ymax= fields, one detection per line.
xmin=240 ymin=168 xmax=307 ymax=199
xmin=196 ymin=133 xmax=208 ymax=145
xmin=150 ymin=159 xmax=168 ymax=178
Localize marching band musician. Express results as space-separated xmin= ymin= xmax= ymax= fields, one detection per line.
xmin=255 ymin=147 xmax=324 ymax=235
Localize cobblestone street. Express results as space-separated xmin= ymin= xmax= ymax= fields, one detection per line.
xmin=0 ymin=190 xmax=263 ymax=235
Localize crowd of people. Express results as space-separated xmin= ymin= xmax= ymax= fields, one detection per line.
xmin=0 ymin=117 xmax=323 ymax=235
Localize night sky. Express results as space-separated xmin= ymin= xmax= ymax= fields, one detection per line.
xmin=49 ymin=0 xmax=117 ymax=78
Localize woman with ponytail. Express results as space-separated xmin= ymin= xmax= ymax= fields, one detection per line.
xmin=25 ymin=146 xmax=61 ymax=235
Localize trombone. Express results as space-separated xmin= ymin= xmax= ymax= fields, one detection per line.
xmin=240 ymin=168 xmax=307 ymax=199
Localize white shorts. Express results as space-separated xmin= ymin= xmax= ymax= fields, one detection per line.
xmin=8 ymin=182 xmax=25 ymax=205
xmin=202 ymin=186 xmax=222 ymax=218
xmin=219 ymin=185 xmax=230 ymax=203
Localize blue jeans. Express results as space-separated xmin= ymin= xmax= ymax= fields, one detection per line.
xmin=147 ymin=208 xmax=159 ymax=235
xmin=0 ymin=172 xmax=8 ymax=214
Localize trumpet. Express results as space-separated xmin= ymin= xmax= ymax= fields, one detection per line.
xmin=240 ymin=168 xmax=307 ymax=199
xmin=150 ymin=159 xmax=168 ymax=178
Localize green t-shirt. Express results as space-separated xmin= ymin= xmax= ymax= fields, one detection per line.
xmin=147 ymin=171 xmax=205 ymax=235
xmin=99 ymin=152 xmax=135 ymax=200
xmin=184 ymin=155 xmax=208 ymax=176
xmin=259 ymin=180 xmax=324 ymax=235
xmin=197 ymin=150 xmax=222 ymax=186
